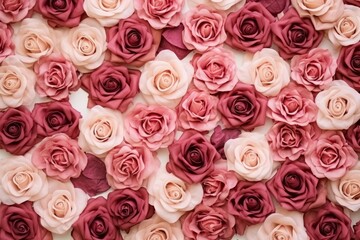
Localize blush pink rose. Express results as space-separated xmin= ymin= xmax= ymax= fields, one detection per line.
xmin=0 ymin=0 xmax=36 ymax=23
xmin=345 ymin=120 xmax=360 ymax=152
xmin=0 ymin=22 xmax=13 ymax=63
xmin=189 ymin=0 xmax=245 ymax=10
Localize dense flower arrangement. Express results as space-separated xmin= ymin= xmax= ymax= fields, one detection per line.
xmin=2 ymin=0 xmax=360 ymax=239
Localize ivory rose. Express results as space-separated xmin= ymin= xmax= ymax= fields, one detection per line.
xmin=0 ymin=0 xmax=36 ymax=23
xmin=0 ymin=22 xmax=13 ymax=63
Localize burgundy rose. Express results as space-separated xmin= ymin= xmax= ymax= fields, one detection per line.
xmin=31 ymin=101 xmax=81 ymax=139
xmin=0 ymin=106 xmax=37 ymax=155
xmin=107 ymin=188 xmax=154 ymax=232
xmin=247 ymin=0 xmax=291 ymax=16
xmin=72 ymin=197 xmax=123 ymax=240
xmin=354 ymin=221 xmax=360 ymax=240
xmin=271 ymin=8 xmax=323 ymax=60
xmin=344 ymin=0 xmax=360 ymax=7
xmin=0 ymin=22 xmax=13 ymax=63
xmin=0 ymin=201 xmax=52 ymax=240
xmin=166 ymin=130 xmax=221 ymax=184
xmin=345 ymin=121 xmax=360 ymax=152
xmin=225 ymin=2 xmax=275 ymax=53
xmin=217 ymin=82 xmax=267 ymax=130
xmin=210 ymin=125 xmax=241 ymax=159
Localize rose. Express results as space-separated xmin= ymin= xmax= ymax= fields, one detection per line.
xmin=271 ymin=8 xmax=323 ymax=60
xmin=104 ymin=143 xmax=160 ymax=190
xmin=315 ymin=80 xmax=360 ymax=130
xmin=306 ymin=131 xmax=358 ymax=180
xmin=189 ymin=0 xmax=245 ymax=10
xmin=304 ymin=202 xmax=352 ymax=240
xmin=166 ymin=130 xmax=221 ymax=184
xmin=0 ymin=156 xmax=48 ymax=205
xmin=247 ymin=0 xmax=291 ymax=16
xmin=81 ymin=61 xmax=140 ymax=112
xmin=0 ymin=201 xmax=52 ymax=240
xmin=267 ymin=159 xmax=327 ymax=212
xmin=224 ymin=132 xmax=275 ymax=181
xmin=107 ymin=187 xmax=154 ymax=232
xmin=124 ymin=103 xmax=177 ymax=151
xmin=33 ymin=179 xmax=88 ymax=234
xmin=267 ymin=82 xmax=318 ymax=126
xmin=0 ymin=106 xmax=37 ymax=155
xmin=354 ymin=221 xmax=360 ymax=239
xmin=176 ymin=89 xmax=220 ymax=132
xmin=225 ymin=2 xmax=275 ymax=53
xmin=346 ymin=0 xmax=360 ymax=7
xmin=139 ymin=50 xmax=193 ymax=108
xmin=210 ymin=125 xmax=241 ymax=159
xmin=217 ymin=82 xmax=267 ymax=130
xmin=106 ymin=13 xmax=161 ymax=67
xmin=147 ymin=170 xmax=203 ymax=223
xmin=0 ymin=22 xmax=13 ymax=62
xmin=0 ymin=0 xmax=36 ymax=23
xmin=34 ymin=0 xmax=84 ymax=27
xmin=182 ymin=204 xmax=235 ymax=240
xmin=61 ymin=18 xmax=107 ymax=73
xmin=83 ymin=0 xmax=134 ymax=27
xmin=72 ymin=197 xmax=123 ymax=240
xmin=182 ymin=5 xmax=227 ymax=52
xmin=78 ymin=105 xmax=124 ymax=157
xmin=345 ymin=121 xmax=360 ymax=152
xmin=0 ymin=56 xmax=36 ymax=109
xmin=239 ymin=48 xmax=290 ymax=97
xmin=192 ymin=47 xmax=239 ymax=94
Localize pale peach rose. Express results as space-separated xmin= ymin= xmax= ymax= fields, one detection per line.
xmin=328 ymin=5 xmax=360 ymax=47
xmin=78 ymin=105 xmax=124 ymax=157
xmin=239 ymin=48 xmax=290 ymax=97
xmin=0 ymin=56 xmax=36 ymax=109
xmin=147 ymin=170 xmax=203 ymax=223
xmin=83 ymin=0 xmax=134 ymax=27
xmin=315 ymin=80 xmax=360 ymax=130
xmin=224 ymin=132 xmax=275 ymax=181
xmin=139 ymin=50 xmax=193 ymax=108
xmin=33 ymin=179 xmax=88 ymax=234
xmin=0 ymin=156 xmax=48 ymax=205
xmin=61 ymin=18 xmax=107 ymax=73
xmin=189 ymin=0 xmax=245 ymax=10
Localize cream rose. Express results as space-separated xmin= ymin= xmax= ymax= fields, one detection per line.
xmin=139 ymin=50 xmax=193 ymax=108
xmin=239 ymin=48 xmax=290 ymax=97
xmin=315 ymin=80 xmax=360 ymax=130
xmin=61 ymin=18 xmax=107 ymax=73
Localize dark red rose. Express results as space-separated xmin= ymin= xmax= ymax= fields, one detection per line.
xmin=345 ymin=0 xmax=360 ymax=7
xmin=247 ymin=0 xmax=291 ymax=16
xmin=210 ymin=125 xmax=241 ymax=159
xmin=354 ymin=221 xmax=360 ymax=240
xmin=345 ymin=121 xmax=360 ymax=152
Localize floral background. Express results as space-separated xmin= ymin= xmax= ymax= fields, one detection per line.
xmin=1 ymin=0 xmax=360 ymax=239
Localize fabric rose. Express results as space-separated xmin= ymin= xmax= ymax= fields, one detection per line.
xmin=83 ymin=0 xmax=134 ymax=27
xmin=72 ymin=197 xmax=123 ymax=240
xmin=189 ymin=0 xmax=245 ymax=10
xmin=271 ymin=8 xmax=323 ymax=60
xmin=345 ymin=0 xmax=360 ymax=7
xmin=78 ymin=105 xmax=124 ymax=157
xmin=306 ymin=131 xmax=358 ymax=180
xmin=225 ymin=2 xmax=275 ymax=53
xmin=124 ymin=103 xmax=176 ymax=151
xmin=61 ymin=18 xmax=107 ymax=73
xmin=81 ymin=61 xmax=140 ymax=112
xmin=32 ymin=133 xmax=87 ymax=181
xmin=166 ymin=130 xmax=221 ymax=184
xmin=147 ymin=170 xmax=203 ymax=223
xmin=0 ymin=0 xmax=36 ymax=23
xmin=315 ymin=80 xmax=360 ymax=130
xmin=104 ymin=143 xmax=160 ymax=190
xmin=291 ymin=0 xmax=344 ymax=30
xmin=192 ymin=47 xmax=239 ymax=94
xmin=34 ymin=0 xmax=84 ymax=27
xmin=267 ymin=82 xmax=318 ymax=126
xmin=139 ymin=50 xmax=193 ymax=108
xmin=0 ymin=106 xmax=37 ymax=155
xmin=0 ymin=56 xmax=36 ymax=109
xmin=224 ymin=132 xmax=275 ymax=181
xmin=176 ymin=89 xmax=220 ymax=132
xmin=0 ymin=22 xmax=13 ymax=63
xmin=210 ymin=125 xmax=241 ymax=159
xmin=107 ymin=187 xmax=154 ymax=232
xmin=291 ymin=48 xmax=336 ymax=92
xmin=247 ymin=0 xmax=291 ymax=16
xmin=355 ymin=222 xmax=360 ymax=240
xmin=304 ymin=201 xmax=352 ymax=240
xmin=182 ymin=204 xmax=235 ymax=240
xmin=217 ymin=82 xmax=267 ymax=130
xmin=0 ymin=201 xmax=52 ymax=240
xmin=239 ymin=48 xmax=290 ymax=97
xmin=267 ymin=159 xmax=327 ymax=212
xmin=106 ymin=13 xmax=161 ymax=67
xmin=33 ymin=179 xmax=88 ymax=234
xmin=345 ymin=120 xmax=360 ymax=152
xmin=182 ymin=5 xmax=226 ymax=52
xmin=0 ymin=156 xmax=48 ymax=205
xmin=134 ymin=0 xmax=184 ymax=29
xmin=227 ymin=181 xmax=275 ymax=235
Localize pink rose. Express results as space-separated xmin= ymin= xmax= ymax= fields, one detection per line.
xmin=291 ymin=48 xmax=337 ymax=92
xmin=0 ymin=0 xmax=36 ymax=23
xmin=182 ymin=5 xmax=227 ymax=52
xmin=32 ymin=133 xmax=88 ymax=181
xmin=0 ymin=22 xmax=13 ymax=63
xmin=189 ymin=0 xmax=245 ymax=10
xmin=247 ymin=0 xmax=291 ymax=16
xmin=306 ymin=131 xmax=358 ymax=180
xmin=345 ymin=120 xmax=360 ymax=152
xmin=210 ymin=125 xmax=241 ymax=159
